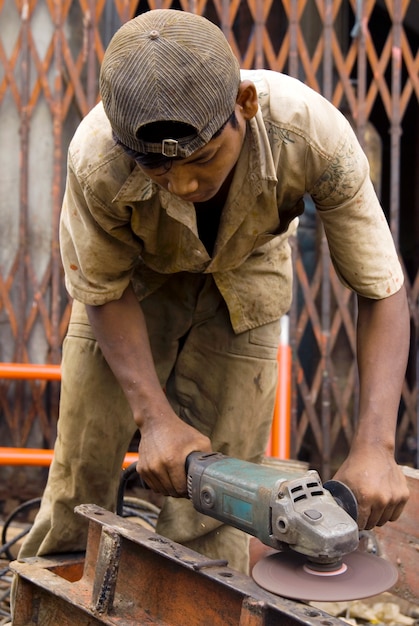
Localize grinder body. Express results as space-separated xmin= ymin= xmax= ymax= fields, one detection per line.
xmin=187 ymin=452 xmax=359 ymax=566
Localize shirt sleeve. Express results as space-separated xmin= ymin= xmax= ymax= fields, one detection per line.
xmin=308 ymin=119 xmax=404 ymax=299
xmin=60 ymin=151 xmax=143 ymax=305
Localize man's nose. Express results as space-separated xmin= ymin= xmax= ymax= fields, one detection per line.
xmin=166 ymin=167 xmax=199 ymax=197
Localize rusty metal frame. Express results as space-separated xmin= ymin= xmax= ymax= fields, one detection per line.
xmin=11 ymin=504 xmax=349 ymax=625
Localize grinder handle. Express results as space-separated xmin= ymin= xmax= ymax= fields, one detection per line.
xmin=185 ymin=451 xmax=198 ymax=473
xmin=185 ymin=451 xmax=223 ymax=473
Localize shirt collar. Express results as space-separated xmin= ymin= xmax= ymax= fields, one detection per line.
xmin=112 ymin=108 xmax=277 ymax=204
xmin=112 ymin=166 xmax=156 ymax=203
xmin=247 ymin=108 xmax=278 ymax=189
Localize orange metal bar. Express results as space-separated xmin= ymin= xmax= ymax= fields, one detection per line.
xmin=1 ymin=347 xmax=291 ymax=464
xmin=0 ymin=363 xmax=61 ymax=380
xmin=0 ymin=447 xmax=138 ymax=469
xmin=268 ymin=316 xmax=292 ymax=459
xmin=270 ymin=344 xmax=292 ymax=459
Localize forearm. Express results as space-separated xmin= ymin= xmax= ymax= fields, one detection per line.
xmin=354 ymin=285 xmax=410 ymax=450
xmin=332 ymin=286 xmax=410 ymax=529
xmin=85 ymin=283 xmax=212 ymax=495
xmin=85 ymin=283 xmax=169 ymax=428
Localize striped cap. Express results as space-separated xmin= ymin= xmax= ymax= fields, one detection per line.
xmin=100 ymin=10 xmax=241 ymax=158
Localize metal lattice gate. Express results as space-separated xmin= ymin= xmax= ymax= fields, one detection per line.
xmin=0 ymin=0 xmax=418 ymax=501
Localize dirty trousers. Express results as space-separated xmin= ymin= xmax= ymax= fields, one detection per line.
xmin=19 ymin=274 xmax=279 ymax=574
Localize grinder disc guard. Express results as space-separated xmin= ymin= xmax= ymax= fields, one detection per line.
xmin=252 ymin=550 xmax=398 ymax=602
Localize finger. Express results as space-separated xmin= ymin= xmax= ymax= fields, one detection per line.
xmin=137 ymin=462 xmax=185 ymax=497
xmin=358 ymin=500 xmax=386 ymax=530
xmin=135 ymin=460 xmax=167 ymax=494
xmin=389 ymin=498 xmax=407 ymax=522
xmin=359 ymin=517 xmax=370 ymax=531
xmin=368 ymin=480 xmax=409 ymax=528
xmin=375 ymin=498 xmax=407 ymax=527
xmin=369 ymin=505 xmax=397 ymax=529
xmin=149 ymin=470 xmax=178 ymax=496
xmin=365 ymin=495 xmax=407 ymax=528
xmin=142 ymin=474 xmax=176 ymax=497
xmin=168 ymin=469 xmax=188 ymax=497
xmin=363 ymin=500 xmax=395 ymax=529
xmin=356 ymin=506 xmax=371 ymax=531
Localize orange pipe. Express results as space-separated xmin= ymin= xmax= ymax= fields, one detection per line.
xmin=0 ymin=366 xmax=139 ymax=468
xmin=0 ymin=363 xmax=61 ymax=380
xmin=0 ymin=447 xmax=138 ymax=469
xmin=270 ymin=344 xmax=292 ymax=459
xmin=268 ymin=315 xmax=292 ymax=459
xmin=1 ymin=348 xmax=291 ymax=463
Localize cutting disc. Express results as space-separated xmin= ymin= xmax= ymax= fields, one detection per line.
xmin=252 ymin=550 xmax=398 ymax=602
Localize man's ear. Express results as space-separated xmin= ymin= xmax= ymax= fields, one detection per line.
xmin=236 ymin=81 xmax=258 ymax=120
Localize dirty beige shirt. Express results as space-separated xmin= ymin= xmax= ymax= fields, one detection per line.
xmin=60 ymin=69 xmax=403 ymax=333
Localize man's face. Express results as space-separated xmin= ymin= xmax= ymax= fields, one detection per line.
xmin=137 ymin=105 xmax=247 ymax=203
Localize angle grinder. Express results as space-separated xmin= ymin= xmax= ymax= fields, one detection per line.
xmin=186 ymin=451 xmax=398 ymax=602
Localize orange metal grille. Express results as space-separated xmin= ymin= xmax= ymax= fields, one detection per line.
xmin=0 ymin=1 xmax=418 ymax=493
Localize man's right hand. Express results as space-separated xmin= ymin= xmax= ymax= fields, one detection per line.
xmin=136 ymin=411 xmax=212 ymax=497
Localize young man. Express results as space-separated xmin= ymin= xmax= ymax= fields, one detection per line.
xmin=19 ymin=9 xmax=409 ymax=574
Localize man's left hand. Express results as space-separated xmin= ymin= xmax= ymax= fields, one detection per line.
xmin=333 ymin=444 xmax=409 ymax=530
